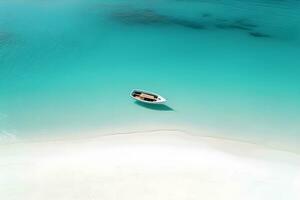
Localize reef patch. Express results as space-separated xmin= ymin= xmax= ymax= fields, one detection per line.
xmin=109 ymin=7 xmax=272 ymax=39
xmin=249 ymin=31 xmax=271 ymax=38
xmin=172 ymin=19 xmax=205 ymax=30
xmin=110 ymin=8 xmax=207 ymax=30
xmin=215 ymin=18 xmax=257 ymax=31
xmin=0 ymin=31 xmax=13 ymax=46
xmin=110 ymin=9 xmax=170 ymax=25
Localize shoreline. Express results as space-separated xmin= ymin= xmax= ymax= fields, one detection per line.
xmin=1 ymin=124 xmax=300 ymax=156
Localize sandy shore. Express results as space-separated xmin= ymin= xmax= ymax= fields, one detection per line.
xmin=0 ymin=130 xmax=300 ymax=200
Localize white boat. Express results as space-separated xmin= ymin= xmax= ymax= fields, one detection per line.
xmin=131 ymin=89 xmax=167 ymax=104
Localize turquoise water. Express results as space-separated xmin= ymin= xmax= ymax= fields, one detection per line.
xmin=0 ymin=0 xmax=300 ymax=150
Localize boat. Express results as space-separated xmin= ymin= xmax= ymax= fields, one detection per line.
xmin=131 ymin=89 xmax=167 ymax=104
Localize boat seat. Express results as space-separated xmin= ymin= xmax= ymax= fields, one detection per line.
xmin=140 ymin=93 xmax=156 ymax=100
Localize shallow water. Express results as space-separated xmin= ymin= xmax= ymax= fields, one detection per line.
xmin=0 ymin=0 xmax=300 ymax=150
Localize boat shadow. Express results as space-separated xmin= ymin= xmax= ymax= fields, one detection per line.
xmin=134 ymin=101 xmax=174 ymax=111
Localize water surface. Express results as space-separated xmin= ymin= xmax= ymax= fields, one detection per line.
xmin=0 ymin=0 xmax=300 ymax=151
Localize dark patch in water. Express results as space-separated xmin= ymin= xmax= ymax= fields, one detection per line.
xmin=0 ymin=32 xmax=12 ymax=46
xmin=214 ymin=18 xmax=272 ymax=38
xmin=172 ymin=19 xmax=205 ymax=30
xmin=110 ymin=7 xmax=272 ymax=39
xmin=215 ymin=18 xmax=258 ymax=31
xmin=111 ymin=9 xmax=170 ymax=25
xmin=234 ymin=19 xmax=258 ymax=28
xmin=111 ymin=8 xmax=206 ymax=30
xmin=229 ymin=24 xmax=252 ymax=30
xmin=249 ymin=32 xmax=271 ymax=38
xmin=202 ymin=13 xmax=211 ymax=18
xmin=215 ymin=23 xmax=252 ymax=31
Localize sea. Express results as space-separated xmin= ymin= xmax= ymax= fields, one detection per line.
xmin=0 ymin=0 xmax=299 ymax=151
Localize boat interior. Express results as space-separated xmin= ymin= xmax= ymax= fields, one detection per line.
xmin=132 ymin=91 xmax=158 ymax=102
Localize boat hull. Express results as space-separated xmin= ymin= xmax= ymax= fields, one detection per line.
xmin=131 ymin=89 xmax=167 ymax=104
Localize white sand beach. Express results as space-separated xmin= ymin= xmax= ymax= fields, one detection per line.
xmin=0 ymin=129 xmax=300 ymax=200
